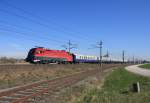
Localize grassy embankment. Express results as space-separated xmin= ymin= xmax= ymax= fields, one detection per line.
xmin=75 ymin=68 xmax=150 ymax=103
xmin=139 ymin=64 xmax=150 ymax=69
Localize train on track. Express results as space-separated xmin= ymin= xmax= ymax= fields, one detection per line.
xmin=26 ymin=47 xmax=123 ymax=64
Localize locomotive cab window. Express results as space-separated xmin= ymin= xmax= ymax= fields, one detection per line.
xmin=40 ymin=51 xmax=43 ymax=53
xmin=36 ymin=50 xmax=44 ymax=54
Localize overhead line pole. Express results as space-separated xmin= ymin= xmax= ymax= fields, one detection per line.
xmin=90 ymin=41 xmax=103 ymax=69
xmin=62 ymin=40 xmax=77 ymax=53
xmin=122 ymin=50 xmax=125 ymax=64
xmin=99 ymin=41 xmax=103 ymax=67
xmin=68 ymin=40 xmax=71 ymax=53
xmin=96 ymin=41 xmax=103 ymax=74
xmin=133 ymin=55 xmax=135 ymax=64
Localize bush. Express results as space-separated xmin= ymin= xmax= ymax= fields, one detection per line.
xmin=0 ymin=57 xmax=21 ymax=64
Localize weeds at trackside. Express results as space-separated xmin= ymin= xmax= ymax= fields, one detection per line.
xmin=74 ymin=68 xmax=150 ymax=103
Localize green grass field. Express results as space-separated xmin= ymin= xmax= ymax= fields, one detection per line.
xmin=139 ymin=64 xmax=150 ymax=69
xmin=75 ymin=68 xmax=150 ymax=103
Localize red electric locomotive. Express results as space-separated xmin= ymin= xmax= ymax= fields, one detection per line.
xmin=26 ymin=47 xmax=75 ymax=64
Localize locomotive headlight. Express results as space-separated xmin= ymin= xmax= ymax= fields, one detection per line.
xmin=33 ymin=57 xmax=40 ymax=62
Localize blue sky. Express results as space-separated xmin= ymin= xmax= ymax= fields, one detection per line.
xmin=0 ymin=0 xmax=150 ymax=60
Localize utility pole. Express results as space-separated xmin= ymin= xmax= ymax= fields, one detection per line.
xmin=90 ymin=41 xmax=103 ymax=68
xmin=88 ymin=41 xmax=103 ymax=79
xmin=103 ymin=50 xmax=109 ymax=61
xmin=133 ymin=56 xmax=135 ymax=64
xmin=68 ymin=40 xmax=71 ymax=53
xmin=99 ymin=41 xmax=103 ymax=67
xmin=62 ymin=40 xmax=77 ymax=53
xmin=122 ymin=50 xmax=125 ymax=64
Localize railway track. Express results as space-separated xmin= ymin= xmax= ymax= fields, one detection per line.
xmin=0 ymin=65 xmax=120 ymax=103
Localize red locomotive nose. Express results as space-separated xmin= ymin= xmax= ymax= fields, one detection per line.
xmin=26 ymin=47 xmax=75 ymax=64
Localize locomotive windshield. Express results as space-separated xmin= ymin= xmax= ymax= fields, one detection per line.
xmin=26 ymin=48 xmax=36 ymax=62
xmin=28 ymin=48 xmax=35 ymax=55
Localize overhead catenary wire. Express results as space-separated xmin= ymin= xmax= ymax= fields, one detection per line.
xmin=0 ymin=21 xmax=66 ymax=44
xmin=0 ymin=0 xmax=92 ymax=41
xmin=0 ymin=27 xmax=63 ymax=46
xmin=0 ymin=22 xmax=79 ymax=54
xmin=0 ymin=30 xmax=41 ymax=45
xmin=0 ymin=9 xmax=72 ymax=40
xmin=0 ymin=8 xmax=90 ymax=43
xmin=62 ymin=40 xmax=77 ymax=53
xmin=0 ymin=21 xmax=79 ymax=51
xmin=0 ymin=1 xmax=100 ymax=53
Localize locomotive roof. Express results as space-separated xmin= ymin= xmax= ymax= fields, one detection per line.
xmin=34 ymin=47 xmax=68 ymax=52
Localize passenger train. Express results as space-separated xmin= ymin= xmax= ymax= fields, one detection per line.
xmin=26 ymin=47 xmax=123 ymax=64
